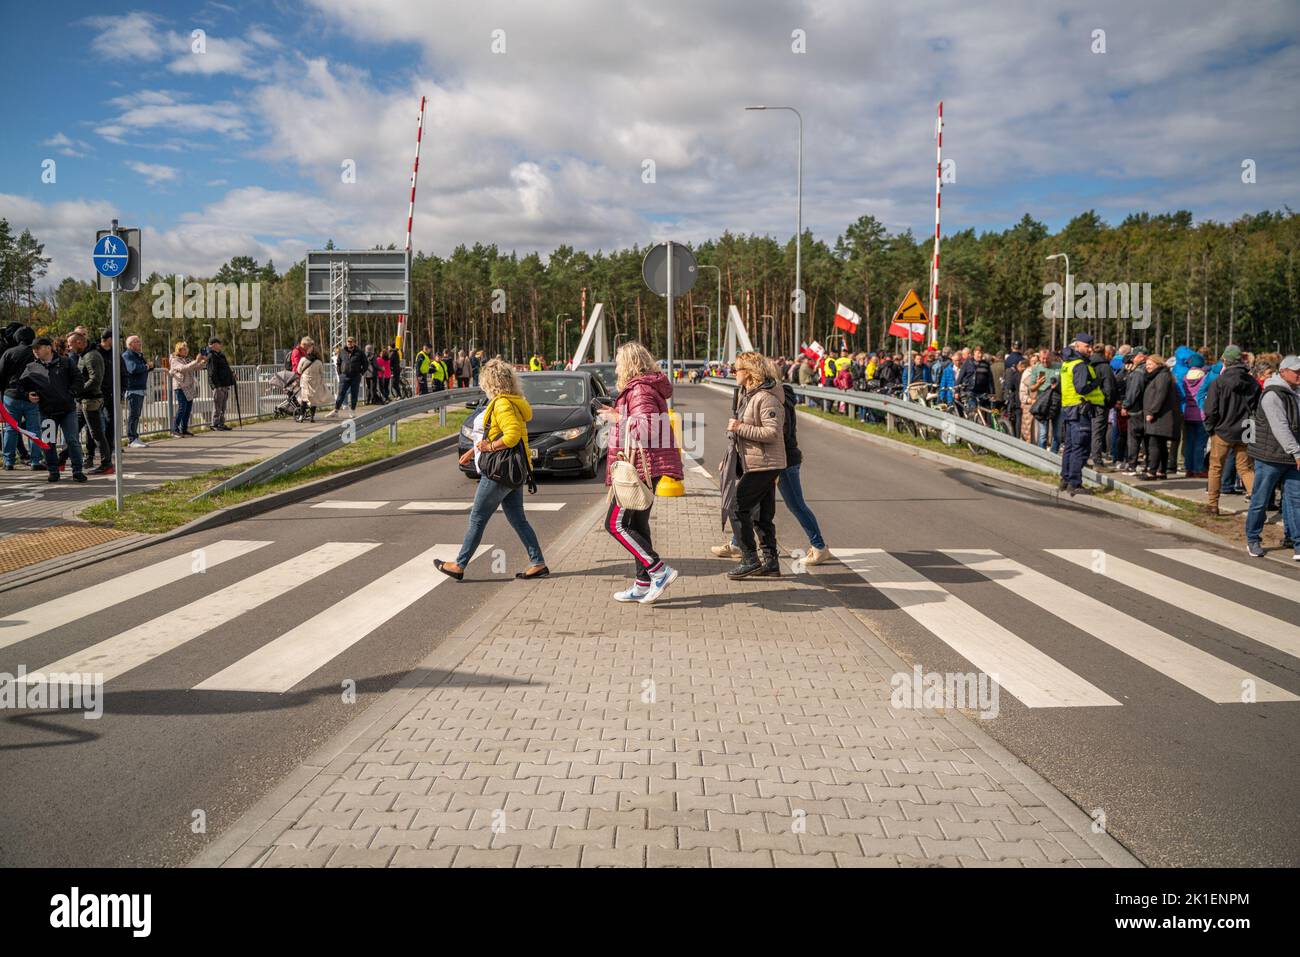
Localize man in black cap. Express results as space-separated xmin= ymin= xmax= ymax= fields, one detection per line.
xmin=1059 ymin=333 xmax=1104 ymax=495
xmin=205 ymin=337 xmax=235 ymax=430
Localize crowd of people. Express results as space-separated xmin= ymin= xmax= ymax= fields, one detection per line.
xmin=756 ymin=338 xmax=1298 ymax=559
xmin=0 ymin=321 xmax=250 ymax=481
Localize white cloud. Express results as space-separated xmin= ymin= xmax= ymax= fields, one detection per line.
xmin=41 ymin=133 xmax=92 ymax=158
xmin=126 ymin=161 xmax=180 ymax=185
xmin=96 ymin=91 xmax=247 ymax=144
xmin=84 ymin=11 xmax=166 ymax=62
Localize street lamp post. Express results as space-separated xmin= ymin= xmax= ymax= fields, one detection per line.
xmin=552 ymin=314 xmax=567 ymax=366
xmin=1047 ymin=253 xmax=1071 ymax=349
xmin=745 ymin=105 xmax=803 ymax=355
xmin=693 ymin=305 xmax=711 ymax=362
xmin=698 ymin=264 xmax=721 ymax=365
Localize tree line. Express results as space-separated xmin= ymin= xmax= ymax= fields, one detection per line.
xmin=4 ymin=206 xmax=1297 ymax=366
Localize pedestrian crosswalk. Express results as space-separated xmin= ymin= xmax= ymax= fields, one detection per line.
xmin=2 ymin=541 xmax=1298 ymax=710
xmin=310 ymin=499 xmax=566 ymax=512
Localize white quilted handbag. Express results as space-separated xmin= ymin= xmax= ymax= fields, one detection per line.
xmin=609 ymin=421 xmax=654 ymax=510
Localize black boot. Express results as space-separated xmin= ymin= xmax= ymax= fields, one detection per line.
xmin=727 ymin=552 xmax=763 ymax=580
xmin=755 ymin=551 xmax=781 ymax=577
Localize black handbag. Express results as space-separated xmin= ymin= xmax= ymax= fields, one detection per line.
xmin=478 ymin=400 xmax=536 ymax=491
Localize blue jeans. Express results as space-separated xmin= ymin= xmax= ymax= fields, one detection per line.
xmin=1245 ymin=459 xmax=1300 ymax=548
xmin=456 ymin=476 xmax=545 ymax=568
xmin=3 ymin=395 xmax=39 ymax=465
xmin=127 ymin=392 xmax=145 ymax=441
xmin=777 ymin=463 xmax=825 ymax=549
xmin=173 ymin=391 xmax=193 ymax=433
xmin=41 ymin=409 xmax=83 ymax=473
xmin=1183 ymin=420 xmax=1207 ymax=473
xmin=335 ymin=374 xmax=360 ymax=410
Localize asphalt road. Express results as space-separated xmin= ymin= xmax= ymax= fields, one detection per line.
xmin=1 ymin=382 xmax=1296 ymax=867
xmin=0 ymin=437 xmax=611 ymax=867
xmin=688 ymin=382 xmax=1300 ymax=867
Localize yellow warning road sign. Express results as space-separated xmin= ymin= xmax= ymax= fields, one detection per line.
xmin=891 ymin=288 xmax=929 ymax=324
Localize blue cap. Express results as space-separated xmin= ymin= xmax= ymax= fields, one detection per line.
xmin=1074 ymin=332 xmax=1095 ymax=345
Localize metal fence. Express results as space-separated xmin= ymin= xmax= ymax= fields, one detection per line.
xmin=132 ymin=363 xmax=417 ymax=436
xmin=712 ymin=378 xmax=1174 ymax=508
xmin=193 ymin=385 xmax=482 ymax=500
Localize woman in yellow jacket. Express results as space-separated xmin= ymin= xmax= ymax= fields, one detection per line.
xmin=435 ymin=359 xmax=548 ymax=581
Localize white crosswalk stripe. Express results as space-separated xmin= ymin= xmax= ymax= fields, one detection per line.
xmin=1148 ymin=548 xmax=1300 ymax=605
xmin=300 ymin=499 xmax=566 ymax=512
xmin=20 ymin=542 xmax=378 ymax=685
xmin=0 ymin=540 xmax=271 ymax=650
xmin=945 ymin=550 xmax=1298 ymax=703
xmin=1050 ymin=549 xmax=1300 ymax=659
xmin=193 ymin=543 xmax=487 ymax=693
xmin=836 ymin=548 xmax=1120 ymax=708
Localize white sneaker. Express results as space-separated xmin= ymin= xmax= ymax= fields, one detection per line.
xmin=710 ymin=542 xmax=740 ymax=559
xmin=805 ymin=546 xmax=830 ymax=566
xmin=128 ymin=440 xmax=149 ymax=449
xmin=640 ymin=565 xmax=678 ymax=604
xmin=613 ymin=582 xmax=649 ymax=602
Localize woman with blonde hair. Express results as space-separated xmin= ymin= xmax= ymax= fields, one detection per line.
xmin=722 ymin=350 xmax=786 ymax=578
xmin=295 ymin=337 xmax=330 ymax=421
xmin=168 ymin=340 xmax=206 ymax=437
xmin=435 ymin=358 xmax=548 ymax=581
xmin=596 ymin=341 xmax=682 ymax=603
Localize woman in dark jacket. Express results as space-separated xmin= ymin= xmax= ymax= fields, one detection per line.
xmin=1141 ymin=356 xmax=1177 ymax=479
xmin=598 ymin=341 xmax=682 ymax=604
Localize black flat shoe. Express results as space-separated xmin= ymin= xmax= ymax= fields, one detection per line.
xmin=515 ymin=565 xmax=550 ymax=579
xmin=434 ymin=559 xmax=464 ymax=581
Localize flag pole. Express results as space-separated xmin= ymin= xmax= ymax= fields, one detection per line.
xmin=930 ymin=100 xmax=942 ymax=351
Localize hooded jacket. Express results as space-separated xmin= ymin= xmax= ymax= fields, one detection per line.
xmin=605 ymin=371 xmax=682 ymax=484
xmin=19 ymin=354 xmax=83 ymax=418
xmin=1142 ymin=365 xmax=1179 ymax=438
xmin=1202 ymin=363 xmax=1261 ymax=442
xmin=1087 ymin=350 xmax=1118 ymax=406
xmin=1248 ymin=374 xmax=1300 ymax=465
xmin=731 ymin=378 xmax=787 ymax=473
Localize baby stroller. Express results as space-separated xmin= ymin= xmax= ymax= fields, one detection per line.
xmin=269 ymin=369 xmax=312 ymax=422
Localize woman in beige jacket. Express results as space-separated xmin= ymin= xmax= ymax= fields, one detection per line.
xmin=725 ymin=351 xmax=786 ymax=579
xmin=167 ymin=341 xmax=206 ymax=437
xmin=295 ymin=338 xmax=331 ymax=421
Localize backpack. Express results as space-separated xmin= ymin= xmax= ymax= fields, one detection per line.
xmin=781 ymin=383 xmax=801 ymax=465
xmin=1030 ymin=380 xmax=1060 ymax=421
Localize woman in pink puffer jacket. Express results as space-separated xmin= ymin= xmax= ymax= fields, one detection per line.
xmin=598 ymin=342 xmax=683 ymax=604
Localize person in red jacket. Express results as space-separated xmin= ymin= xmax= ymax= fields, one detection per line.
xmin=598 ymin=341 xmax=683 ymax=604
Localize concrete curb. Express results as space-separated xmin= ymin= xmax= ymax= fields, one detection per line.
xmin=188 ymin=485 xmax=613 ymax=868
xmin=0 ymin=435 xmax=460 ymax=594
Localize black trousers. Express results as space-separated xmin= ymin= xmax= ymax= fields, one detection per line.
xmin=732 ymin=469 xmax=779 ymax=558
xmin=606 ymin=496 xmax=661 ymax=584
xmin=1127 ymin=423 xmax=1144 ymax=465
xmin=1146 ymin=435 xmax=1169 ymax=475
xmin=1090 ymin=407 xmax=1110 ymax=462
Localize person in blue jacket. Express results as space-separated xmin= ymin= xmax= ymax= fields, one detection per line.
xmin=122 ymin=335 xmax=154 ymax=447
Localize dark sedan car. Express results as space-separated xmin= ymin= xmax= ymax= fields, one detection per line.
xmin=458 ymin=371 xmax=611 ymax=480
xmin=576 ymin=362 xmax=617 ymax=397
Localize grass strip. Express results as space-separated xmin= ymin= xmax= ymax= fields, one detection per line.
xmin=80 ymin=410 xmax=469 ymax=535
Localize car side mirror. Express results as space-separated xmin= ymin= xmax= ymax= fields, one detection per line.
xmin=593 ymin=395 xmax=613 ymax=407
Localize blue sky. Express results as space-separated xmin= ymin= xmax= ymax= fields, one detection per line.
xmin=2 ymin=0 xmax=1297 ymax=286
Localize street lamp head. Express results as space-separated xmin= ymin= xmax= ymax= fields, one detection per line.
xmin=1046 ymin=254 xmax=1062 ymax=261
xmin=744 ymin=105 xmax=767 ymax=111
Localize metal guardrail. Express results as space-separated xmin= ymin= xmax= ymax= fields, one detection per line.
xmin=192 ymin=386 xmax=482 ymax=500
xmin=709 ymin=378 xmax=1174 ymax=508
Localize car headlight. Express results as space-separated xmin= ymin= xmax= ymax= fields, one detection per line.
xmin=555 ymin=426 xmax=587 ymax=441
xmin=460 ymin=423 xmax=474 ymax=438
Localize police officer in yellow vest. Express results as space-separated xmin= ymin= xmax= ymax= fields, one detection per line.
xmin=1060 ymin=332 xmax=1103 ymax=496
xmin=822 ymin=353 xmax=836 ymax=385
xmin=834 ymin=348 xmax=852 ymax=377
xmin=430 ymin=351 xmax=449 ymax=392
xmin=415 ymin=345 xmax=432 ymax=395
xmin=529 ymin=354 xmax=543 ymax=372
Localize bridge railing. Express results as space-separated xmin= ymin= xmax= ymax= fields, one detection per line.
xmin=191 ymin=386 xmax=482 ymax=500
xmin=707 ymin=378 xmax=1173 ymax=509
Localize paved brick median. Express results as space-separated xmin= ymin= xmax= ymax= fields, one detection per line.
xmin=219 ymin=470 xmax=1138 ymax=868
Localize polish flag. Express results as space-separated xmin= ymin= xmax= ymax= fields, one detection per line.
xmin=0 ymin=403 xmax=50 ymax=449
xmin=888 ymin=320 xmax=927 ymax=343
xmin=833 ymin=303 xmax=861 ymax=334
xmin=800 ymin=341 xmax=824 ymax=363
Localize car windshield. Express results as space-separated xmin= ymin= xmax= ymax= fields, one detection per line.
xmin=581 ymin=365 xmax=616 ymax=390
xmin=521 ymin=376 xmax=587 ymax=406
